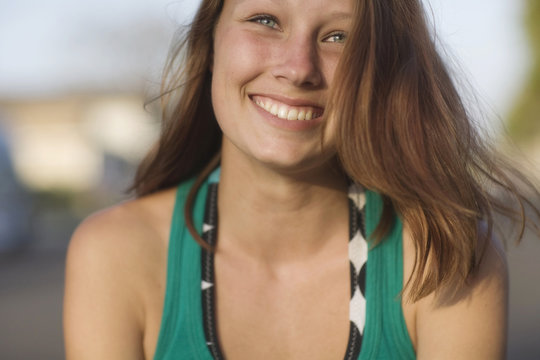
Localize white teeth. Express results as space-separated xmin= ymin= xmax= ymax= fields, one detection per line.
xmin=278 ymin=106 xmax=288 ymax=119
xmin=270 ymin=104 xmax=279 ymax=116
xmin=287 ymin=109 xmax=298 ymax=120
xmin=253 ymin=97 xmax=322 ymax=121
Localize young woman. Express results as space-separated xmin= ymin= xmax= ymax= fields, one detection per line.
xmin=64 ymin=0 xmax=539 ymax=359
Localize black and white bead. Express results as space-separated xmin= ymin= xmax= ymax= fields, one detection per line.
xmin=345 ymin=183 xmax=368 ymax=360
xmin=200 ymin=180 xmax=368 ymax=360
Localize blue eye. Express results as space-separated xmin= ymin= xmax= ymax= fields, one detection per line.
xmin=325 ymin=32 xmax=347 ymax=43
xmin=250 ymin=15 xmax=279 ymax=29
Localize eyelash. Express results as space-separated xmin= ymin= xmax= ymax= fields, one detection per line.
xmin=249 ymin=14 xmax=280 ymax=30
xmin=248 ymin=14 xmax=347 ymax=44
xmin=324 ymin=32 xmax=347 ymax=44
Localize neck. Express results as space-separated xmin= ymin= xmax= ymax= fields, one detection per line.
xmin=216 ymin=148 xmax=349 ymax=266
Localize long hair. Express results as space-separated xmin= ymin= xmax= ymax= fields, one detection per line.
xmin=134 ymin=0 xmax=540 ymax=300
xmin=133 ymin=0 xmax=223 ymax=195
xmin=327 ymin=0 xmax=540 ymax=300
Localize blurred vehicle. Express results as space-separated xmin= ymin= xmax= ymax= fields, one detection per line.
xmin=0 ymin=126 xmax=33 ymax=254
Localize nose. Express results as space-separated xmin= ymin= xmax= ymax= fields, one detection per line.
xmin=271 ymin=35 xmax=323 ymax=88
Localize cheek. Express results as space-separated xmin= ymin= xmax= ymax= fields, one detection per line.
xmin=214 ymin=28 xmax=274 ymax=76
xmin=211 ymin=30 xmax=275 ymax=123
xmin=322 ymin=56 xmax=341 ymax=88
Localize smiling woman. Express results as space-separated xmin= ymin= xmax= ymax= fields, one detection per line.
xmin=63 ymin=0 xmax=540 ymax=359
xmin=211 ymin=0 xmax=351 ymax=173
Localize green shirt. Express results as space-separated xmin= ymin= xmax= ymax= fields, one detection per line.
xmin=154 ymin=176 xmax=415 ymax=359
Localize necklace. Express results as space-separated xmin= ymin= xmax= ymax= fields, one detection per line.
xmin=200 ymin=181 xmax=368 ymax=360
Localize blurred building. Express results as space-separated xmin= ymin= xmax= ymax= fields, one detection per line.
xmin=0 ymin=125 xmax=33 ymax=253
xmin=0 ymin=92 xmax=160 ymax=253
xmin=0 ymin=93 xmax=159 ymax=193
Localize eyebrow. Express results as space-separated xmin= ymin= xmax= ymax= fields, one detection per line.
xmin=327 ymin=11 xmax=353 ymax=21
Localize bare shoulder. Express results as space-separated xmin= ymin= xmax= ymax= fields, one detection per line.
xmin=402 ymin=224 xmax=508 ymax=360
xmin=71 ymin=187 xmax=176 ymax=250
xmin=66 ymin=188 xmax=176 ymax=292
xmin=64 ymin=187 xmax=177 ymax=359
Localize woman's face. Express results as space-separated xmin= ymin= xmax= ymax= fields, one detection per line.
xmin=211 ymin=0 xmax=352 ymax=174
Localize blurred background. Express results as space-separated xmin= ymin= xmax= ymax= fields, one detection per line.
xmin=0 ymin=0 xmax=538 ymax=358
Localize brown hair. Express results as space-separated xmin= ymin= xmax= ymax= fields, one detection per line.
xmin=134 ymin=0 xmax=540 ymax=301
xmin=133 ymin=0 xmax=223 ymax=194
xmin=327 ymin=0 xmax=539 ymax=300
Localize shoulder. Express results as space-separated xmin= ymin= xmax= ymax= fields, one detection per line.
xmin=64 ymin=187 xmax=177 ymax=359
xmin=66 ymin=186 xmax=178 ymax=295
xmin=402 ymin=223 xmax=508 ymax=359
xmin=67 ymin=187 xmax=177 ymax=281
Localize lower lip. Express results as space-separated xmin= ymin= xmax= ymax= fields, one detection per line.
xmin=251 ymin=99 xmax=323 ymax=132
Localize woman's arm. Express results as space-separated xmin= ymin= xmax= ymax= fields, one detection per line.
xmin=413 ymin=234 xmax=508 ymax=359
xmin=63 ymin=209 xmax=146 ymax=359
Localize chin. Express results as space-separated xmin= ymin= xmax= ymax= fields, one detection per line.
xmin=250 ymin=147 xmax=337 ymax=177
xmin=222 ymin=135 xmax=338 ymax=177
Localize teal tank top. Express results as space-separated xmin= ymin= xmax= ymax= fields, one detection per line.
xmin=153 ymin=174 xmax=415 ymax=359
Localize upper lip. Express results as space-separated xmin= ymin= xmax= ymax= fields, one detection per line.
xmin=248 ymin=93 xmax=325 ymax=110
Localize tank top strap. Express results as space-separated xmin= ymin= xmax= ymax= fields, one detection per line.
xmin=153 ymin=177 xmax=214 ymax=360
xmin=358 ymin=190 xmax=416 ymax=360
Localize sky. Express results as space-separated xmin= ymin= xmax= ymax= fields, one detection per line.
xmin=0 ymin=0 xmax=199 ymax=96
xmin=0 ymin=0 xmax=532 ymax=125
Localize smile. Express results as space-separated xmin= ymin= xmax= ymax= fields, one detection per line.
xmin=251 ymin=95 xmax=324 ymax=121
